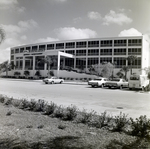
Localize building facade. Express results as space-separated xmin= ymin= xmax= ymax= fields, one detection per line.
xmin=10 ymin=36 xmax=150 ymax=78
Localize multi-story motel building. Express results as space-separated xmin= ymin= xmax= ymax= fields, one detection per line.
xmin=9 ymin=36 xmax=150 ymax=79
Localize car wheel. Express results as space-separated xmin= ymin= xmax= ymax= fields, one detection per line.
xmin=51 ymin=81 xmax=54 ymax=84
xmin=101 ymin=84 xmax=104 ymax=88
xmin=45 ymin=82 xmax=48 ymax=84
xmin=109 ymin=86 xmax=111 ymax=89
xmin=120 ymin=85 xmax=123 ymax=89
xmin=91 ymin=85 xmax=95 ymax=88
xmin=60 ymin=81 xmax=62 ymax=84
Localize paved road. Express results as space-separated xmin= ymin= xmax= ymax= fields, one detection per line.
xmin=0 ymin=78 xmax=150 ymax=119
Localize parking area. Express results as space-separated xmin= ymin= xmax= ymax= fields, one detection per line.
xmin=0 ymin=78 xmax=150 ymax=119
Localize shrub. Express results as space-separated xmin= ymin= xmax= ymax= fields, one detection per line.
xmin=78 ymin=109 xmax=96 ymax=124
xmin=4 ymin=97 xmax=12 ymax=105
xmin=111 ymin=112 xmax=129 ymax=132
xmin=34 ymin=99 xmax=47 ymax=112
xmin=63 ymin=105 xmax=78 ymax=121
xmin=91 ymin=111 xmax=112 ymax=128
xmin=53 ymin=106 xmax=65 ymax=119
xmin=0 ymin=95 xmax=5 ymax=103
xmin=44 ymin=101 xmax=57 ymax=115
xmin=19 ymin=99 xmax=30 ymax=109
xmin=130 ymin=115 xmax=150 ymax=138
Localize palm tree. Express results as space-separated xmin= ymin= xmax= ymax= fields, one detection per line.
xmin=41 ymin=56 xmax=56 ymax=78
xmin=126 ymin=55 xmax=137 ymax=75
xmin=120 ymin=66 xmax=129 ymax=80
xmin=0 ymin=27 xmax=5 ymax=44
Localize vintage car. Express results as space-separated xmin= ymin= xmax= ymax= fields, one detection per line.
xmin=88 ymin=77 xmax=108 ymax=88
xmin=104 ymin=78 xmax=128 ymax=89
xmin=43 ymin=77 xmax=64 ymax=84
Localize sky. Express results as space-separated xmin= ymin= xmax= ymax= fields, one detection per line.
xmin=0 ymin=0 xmax=150 ymax=63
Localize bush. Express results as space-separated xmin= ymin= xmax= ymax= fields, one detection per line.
xmin=91 ymin=111 xmax=112 ymax=128
xmin=44 ymin=101 xmax=57 ymax=115
xmin=53 ymin=106 xmax=65 ymax=119
xmin=78 ymin=109 xmax=96 ymax=124
xmin=111 ymin=112 xmax=129 ymax=132
xmin=0 ymin=95 xmax=5 ymax=103
xmin=63 ymin=105 xmax=78 ymax=121
xmin=19 ymin=99 xmax=30 ymax=109
xmin=130 ymin=115 xmax=150 ymax=138
xmin=34 ymin=99 xmax=47 ymax=112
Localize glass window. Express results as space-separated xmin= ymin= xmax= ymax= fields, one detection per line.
xmin=114 ymin=57 xmax=126 ymax=68
xmin=88 ymin=49 xmax=99 ymax=56
xmin=47 ymin=44 xmax=54 ymax=50
xmin=66 ymin=42 xmax=75 ymax=49
xmin=56 ymin=43 xmax=64 ymax=49
xmin=88 ymin=41 xmax=99 ymax=47
xmin=65 ymin=50 xmax=75 ymax=55
xmin=100 ymin=57 xmax=112 ymax=64
xmin=20 ymin=48 xmax=24 ymax=53
xmin=128 ymin=48 xmax=141 ymax=55
xmin=128 ymin=39 xmax=142 ymax=46
xmin=114 ymin=49 xmax=126 ymax=55
xmin=88 ymin=58 xmax=98 ymax=67
xmin=15 ymin=49 xmax=19 ymax=53
xmin=114 ymin=40 xmax=126 ymax=46
xmin=76 ymin=58 xmax=86 ymax=69
xmin=100 ymin=40 xmax=112 ymax=47
xmin=100 ymin=49 xmax=112 ymax=55
xmin=76 ymin=41 xmax=86 ymax=48
xmin=39 ymin=45 xmax=45 ymax=51
xmin=76 ymin=50 xmax=86 ymax=56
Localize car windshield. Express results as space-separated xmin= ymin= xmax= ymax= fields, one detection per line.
xmin=94 ymin=79 xmax=102 ymax=81
xmin=111 ymin=78 xmax=120 ymax=81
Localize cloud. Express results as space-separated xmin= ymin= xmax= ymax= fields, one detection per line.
xmin=55 ymin=27 xmax=97 ymax=40
xmin=0 ymin=0 xmax=18 ymax=9
xmin=18 ymin=19 xmax=38 ymax=29
xmin=21 ymin=35 xmax=27 ymax=40
xmin=0 ymin=48 xmax=10 ymax=63
xmin=103 ymin=10 xmax=132 ymax=26
xmin=17 ymin=7 xmax=26 ymax=13
xmin=0 ymin=0 xmax=18 ymax=5
xmin=73 ymin=17 xmax=82 ymax=23
xmin=36 ymin=37 xmax=59 ymax=43
xmin=118 ymin=28 xmax=142 ymax=36
xmin=88 ymin=11 xmax=101 ymax=20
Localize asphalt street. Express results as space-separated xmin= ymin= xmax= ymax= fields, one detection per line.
xmin=0 ymin=78 xmax=150 ymax=119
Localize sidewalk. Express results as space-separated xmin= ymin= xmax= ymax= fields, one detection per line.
xmin=63 ymin=80 xmax=88 ymax=85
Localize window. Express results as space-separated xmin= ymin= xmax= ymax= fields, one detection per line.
xmin=88 ymin=49 xmax=99 ymax=56
xmin=100 ymin=57 xmax=112 ymax=64
xmin=114 ymin=40 xmax=126 ymax=46
xmin=20 ymin=48 xmax=24 ymax=53
xmin=39 ymin=45 xmax=45 ymax=51
xmin=15 ymin=49 xmax=19 ymax=53
xmin=65 ymin=50 xmax=75 ymax=55
xmin=65 ymin=58 xmax=74 ymax=67
xmin=128 ymin=39 xmax=142 ymax=46
xmin=88 ymin=41 xmax=99 ymax=47
xmin=47 ymin=44 xmax=54 ymax=50
xmin=26 ymin=47 xmax=31 ymax=52
xmin=76 ymin=41 xmax=86 ymax=48
xmin=56 ymin=43 xmax=64 ymax=49
xmin=32 ymin=46 xmax=38 ymax=52
xmin=88 ymin=58 xmax=98 ymax=67
xmin=128 ymin=48 xmax=141 ymax=55
xmin=16 ymin=57 xmax=23 ymax=70
xmin=129 ymin=57 xmax=141 ymax=68
xmin=114 ymin=57 xmax=126 ymax=68
xmin=100 ymin=49 xmax=112 ymax=55
xmin=35 ymin=56 xmax=45 ymax=70
xmin=114 ymin=49 xmax=126 ymax=55
xmin=76 ymin=58 xmax=86 ymax=69
xmin=11 ymin=55 xmax=14 ymax=60
xmin=11 ymin=49 xmax=14 ymax=54
xmin=76 ymin=50 xmax=86 ymax=56
xmin=66 ymin=42 xmax=75 ymax=49
xmin=100 ymin=40 xmax=112 ymax=47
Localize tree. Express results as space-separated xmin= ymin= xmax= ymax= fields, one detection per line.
xmin=0 ymin=60 xmax=9 ymax=76
xmin=126 ymin=55 xmax=137 ymax=75
xmin=40 ymin=56 xmax=57 ymax=78
xmin=0 ymin=27 xmax=5 ymax=44
xmin=120 ymin=66 xmax=130 ymax=80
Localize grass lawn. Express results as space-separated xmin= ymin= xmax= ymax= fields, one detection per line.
xmin=0 ymin=95 xmax=150 ymax=149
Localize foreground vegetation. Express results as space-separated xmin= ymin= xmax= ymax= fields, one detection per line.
xmin=0 ymin=94 xmax=150 ymax=149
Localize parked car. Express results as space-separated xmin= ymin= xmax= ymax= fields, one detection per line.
xmin=43 ymin=77 xmax=64 ymax=84
xmin=88 ymin=77 xmax=108 ymax=88
xmin=104 ymin=78 xmax=128 ymax=89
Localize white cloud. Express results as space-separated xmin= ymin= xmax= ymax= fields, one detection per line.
xmin=88 ymin=11 xmax=101 ymax=20
xmin=73 ymin=17 xmax=82 ymax=23
xmin=18 ymin=19 xmax=38 ymax=29
xmin=0 ymin=48 xmax=10 ymax=64
xmin=36 ymin=37 xmax=59 ymax=43
xmin=17 ymin=7 xmax=26 ymax=13
xmin=118 ymin=28 xmax=142 ymax=36
xmin=0 ymin=0 xmax=18 ymax=5
xmin=55 ymin=27 xmax=97 ymax=40
xmin=103 ymin=10 xmax=132 ymax=26
xmin=21 ymin=35 xmax=27 ymax=40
